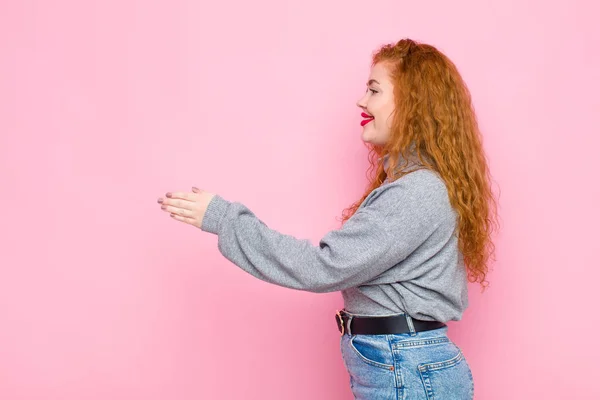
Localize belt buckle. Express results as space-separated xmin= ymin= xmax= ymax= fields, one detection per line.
xmin=336 ymin=310 xmax=345 ymax=336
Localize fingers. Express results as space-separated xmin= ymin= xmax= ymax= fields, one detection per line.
xmin=158 ymin=197 xmax=195 ymax=210
xmin=166 ymin=191 xmax=196 ymax=201
xmin=169 ymin=213 xmax=195 ymax=224
xmin=158 ymin=187 xmax=204 ymax=226
xmin=158 ymin=194 xmax=199 ymax=220
xmin=161 ymin=204 xmax=193 ymax=217
xmin=159 ymin=187 xmax=202 ymax=203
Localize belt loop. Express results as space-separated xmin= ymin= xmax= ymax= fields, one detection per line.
xmin=405 ymin=314 xmax=417 ymax=336
xmin=336 ymin=310 xmax=344 ymax=336
xmin=347 ymin=315 xmax=353 ymax=336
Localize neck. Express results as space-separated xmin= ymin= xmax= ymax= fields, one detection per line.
xmin=379 ymin=147 xmax=424 ymax=178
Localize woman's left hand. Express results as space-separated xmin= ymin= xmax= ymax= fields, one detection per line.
xmin=157 ymin=187 xmax=216 ymax=229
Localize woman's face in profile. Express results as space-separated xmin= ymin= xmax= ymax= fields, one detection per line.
xmin=356 ymin=62 xmax=396 ymax=146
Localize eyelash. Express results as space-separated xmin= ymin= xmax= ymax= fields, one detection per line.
xmin=368 ymin=88 xmax=378 ymax=94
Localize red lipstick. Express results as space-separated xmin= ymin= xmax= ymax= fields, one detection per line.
xmin=361 ymin=112 xmax=374 ymax=126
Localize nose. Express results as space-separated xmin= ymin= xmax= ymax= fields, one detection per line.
xmin=356 ymin=92 xmax=368 ymax=109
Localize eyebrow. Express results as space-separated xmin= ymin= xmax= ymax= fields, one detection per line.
xmin=367 ymin=79 xmax=380 ymax=85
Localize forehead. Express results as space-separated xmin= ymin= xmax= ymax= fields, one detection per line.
xmin=368 ymin=62 xmax=393 ymax=85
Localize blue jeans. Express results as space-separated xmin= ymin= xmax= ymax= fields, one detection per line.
xmin=339 ymin=314 xmax=474 ymax=399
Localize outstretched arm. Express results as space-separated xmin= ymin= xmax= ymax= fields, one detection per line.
xmin=202 ymin=177 xmax=446 ymax=292
xmin=158 ymin=171 xmax=448 ymax=293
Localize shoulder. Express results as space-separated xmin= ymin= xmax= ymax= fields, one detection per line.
xmin=377 ymin=168 xmax=448 ymax=199
xmin=391 ymin=168 xmax=446 ymax=188
xmin=363 ymin=169 xmax=453 ymax=216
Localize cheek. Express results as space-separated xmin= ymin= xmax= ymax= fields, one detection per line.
xmin=373 ymin=111 xmax=393 ymax=131
xmin=372 ymin=99 xmax=395 ymax=130
xmin=382 ymin=106 xmax=395 ymax=130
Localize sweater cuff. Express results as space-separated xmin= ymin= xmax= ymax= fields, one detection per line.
xmin=201 ymin=194 xmax=231 ymax=234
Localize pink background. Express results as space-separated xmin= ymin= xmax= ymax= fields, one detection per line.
xmin=1 ymin=0 xmax=599 ymax=399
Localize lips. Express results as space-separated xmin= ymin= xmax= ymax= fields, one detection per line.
xmin=361 ymin=112 xmax=374 ymax=127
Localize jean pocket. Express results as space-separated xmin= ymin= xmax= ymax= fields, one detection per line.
xmin=349 ymin=334 xmax=395 ymax=370
xmin=417 ymin=345 xmax=474 ymax=400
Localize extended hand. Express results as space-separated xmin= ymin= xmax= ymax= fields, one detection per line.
xmin=158 ymin=187 xmax=216 ymax=229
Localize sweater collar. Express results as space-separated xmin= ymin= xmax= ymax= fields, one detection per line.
xmin=379 ymin=154 xmax=392 ymax=173
xmin=379 ymin=148 xmax=424 ymax=178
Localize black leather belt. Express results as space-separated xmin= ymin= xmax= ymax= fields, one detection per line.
xmin=335 ymin=310 xmax=446 ymax=336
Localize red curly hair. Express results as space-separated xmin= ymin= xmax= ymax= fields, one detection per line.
xmin=341 ymin=38 xmax=499 ymax=287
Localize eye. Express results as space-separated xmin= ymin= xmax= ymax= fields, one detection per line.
xmin=369 ymin=88 xmax=378 ymax=94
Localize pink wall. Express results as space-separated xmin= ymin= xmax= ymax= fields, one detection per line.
xmin=1 ymin=0 xmax=599 ymax=399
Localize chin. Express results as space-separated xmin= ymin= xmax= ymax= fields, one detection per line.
xmin=361 ymin=130 xmax=375 ymax=144
xmin=361 ymin=132 xmax=381 ymax=145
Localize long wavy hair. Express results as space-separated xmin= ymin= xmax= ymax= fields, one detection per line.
xmin=340 ymin=38 xmax=499 ymax=287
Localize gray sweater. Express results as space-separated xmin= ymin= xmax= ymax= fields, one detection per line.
xmin=200 ymin=156 xmax=468 ymax=322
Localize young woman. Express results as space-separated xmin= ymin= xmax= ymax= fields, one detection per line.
xmin=157 ymin=38 xmax=498 ymax=399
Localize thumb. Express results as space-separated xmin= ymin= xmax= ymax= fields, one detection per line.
xmin=192 ymin=186 xmax=201 ymax=193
